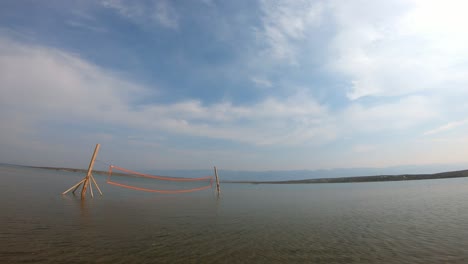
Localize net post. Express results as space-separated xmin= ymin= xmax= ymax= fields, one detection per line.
xmin=81 ymin=144 xmax=100 ymax=199
xmin=107 ymin=165 xmax=113 ymax=182
xmin=214 ymin=166 xmax=220 ymax=197
xmin=62 ymin=144 xmax=103 ymax=199
xmin=89 ymin=176 xmax=94 ymax=198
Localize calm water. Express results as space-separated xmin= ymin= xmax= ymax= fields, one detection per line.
xmin=2 ymin=164 xmax=468 ymax=263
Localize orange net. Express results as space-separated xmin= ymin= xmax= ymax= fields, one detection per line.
xmin=106 ymin=165 xmax=214 ymax=194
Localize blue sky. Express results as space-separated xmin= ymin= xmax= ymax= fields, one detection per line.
xmin=1 ymin=0 xmax=468 ymax=171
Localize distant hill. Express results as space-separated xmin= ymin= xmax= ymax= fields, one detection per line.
xmin=226 ymin=170 xmax=468 ymax=184
xmin=143 ymin=163 xmax=468 ymax=182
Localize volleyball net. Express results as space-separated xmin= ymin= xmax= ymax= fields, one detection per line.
xmin=106 ymin=165 xmax=214 ymax=194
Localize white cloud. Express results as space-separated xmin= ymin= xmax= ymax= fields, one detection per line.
xmin=341 ymin=96 xmax=439 ymax=134
xmin=154 ymin=0 xmax=179 ymax=29
xmin=102 ymin=0 xmax=144 ymax=19
xmin=102 ymin=0 xmax=179 ymax=29
xmin=137 ymin=94 xmax=333 ymax=146
xmin=401 ymin=0 xmax=468 ymax=53
xmin=4 ymin=0 xmax=468 ymax=171
xmin=66 ymin=10 xmax=107 ymax=32
xmin=0 ymin=36 xmax=335 ymax=151
xmin=256 ymin=0 xmax=324 ymax=64
xmin=423 ymin=119 xmax=468 ymax=136
xmin=250 ymin=76 xmax=272 ymax=88
xmin=65 ymin=20 xmax=107 ymax=33
xmin=328 ymin=0 xmax=468 ymax=99
xmin=0 ymin=38 xmax=146 ymax=121
xmin=0 ymin=30 xmax=465 ymax=169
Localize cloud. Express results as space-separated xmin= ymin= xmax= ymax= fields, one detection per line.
xmin=0 ymin=37 xmax=146 ymax=121
xmin=250 ymin=76 xmax=272 ymax=88
xmin=102 ymin=0 xmax=179 ymax=29
xmin=423 ymin=119 xmax=468 ymax=136
xmin=255 ymin=0 xmax=324 ymax=64
xmin=65 ymin=20 xmax=107 ymax=33
xmin=154 ymin=0 xmax=179 ymax=29
xmin=0 ymin=35 xmax=449 ymax=167
xmin=66 ymin=9 xmax=108 ymax=32
xmin=2 ymin=0 xmax=468 ymax=170
xmin=132 ymin=94 xmax=334 ymax=146
xmin=341 ymin=96 xmax=439 ymax=133
xmin=328 ymin=0 xmax=468 ymax=100
xmin=0 ymin=36 xmax=335 ymax=151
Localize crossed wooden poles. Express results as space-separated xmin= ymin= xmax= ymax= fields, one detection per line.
xmin=62 ymin=144 xmax=103 ymax=199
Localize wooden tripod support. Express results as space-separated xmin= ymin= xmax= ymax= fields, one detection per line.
xmin=62 ymin=144 xmax=103 ymax=199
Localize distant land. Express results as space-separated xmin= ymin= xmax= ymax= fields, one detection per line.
xmin=225 ymin=170 xmax=468 ymax=184
xmin=22 ymin=165 xmax=468 ymax=184
xmin=28 ymin=166 xmax=110 ymax=175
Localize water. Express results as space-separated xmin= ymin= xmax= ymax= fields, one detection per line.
xmin=2 ymin=164 xmax=468 ymax=263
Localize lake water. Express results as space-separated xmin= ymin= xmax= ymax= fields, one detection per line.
xmin=2 ymin=164 xmax=468 ymax=263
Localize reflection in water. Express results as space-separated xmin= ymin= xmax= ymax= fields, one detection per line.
xmin=2 ymin=165 xmax=468 ymax=263
xmin=61 ymin=192 xmax=91 ymax=221
xmin=79 ymin=197 xmax=89 ymax=219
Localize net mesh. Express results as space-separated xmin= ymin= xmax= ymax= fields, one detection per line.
xmin=107 ymin=165 xmax=214 ymax=194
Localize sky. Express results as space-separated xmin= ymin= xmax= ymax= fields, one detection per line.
xmin=1 ymin=0 xmax=468 ymax=172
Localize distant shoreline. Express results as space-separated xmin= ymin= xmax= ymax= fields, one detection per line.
xmin=25 ymin=165 xmax=468 ymax=184
xmin=29 ymin=166 xmax=111 ymax=175
xmin=225 ymin=169 xmax=468 ymax=184
xmin=27 ymin=166 xmax=132 ymax=177
xmin=27 ymin=166 xmax=191 ymax=179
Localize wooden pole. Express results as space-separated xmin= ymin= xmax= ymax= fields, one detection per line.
xmin=72 ymin=175 xmax=86 ymax=194
xmin=214 ymin=166 xmax=220 ymax=196
xmin=72 ymin=181 xmax=82 ymax=194
xmin=89 ymin=176 xmax=94 ymax=198
xmin=62 ymin=178 xmax=86 ymax=195
xmin=81 ymin=144 xmax=100 ymax=199
xmin=91 ymin=174 xmax=103 ymax=196
xmin=62 ymin=144 xmax=103 ymax=199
